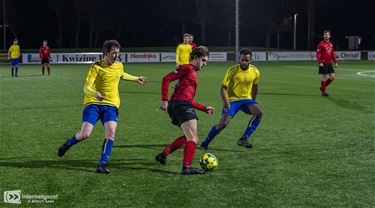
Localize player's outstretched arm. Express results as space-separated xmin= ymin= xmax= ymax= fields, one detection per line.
xmin=160 ymin=100 xmax=168 ymax=110
xmin=137 ymin=76 xmax=149 ymax=85
xmin=205 ymin=106 xmax=214 ymax=115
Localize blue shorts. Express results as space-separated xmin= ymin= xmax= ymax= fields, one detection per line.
xmin=10 ymin=58 xmax=19 ymax=66
xmin=82 ymin=104 xmax=118 ymax=125
xmin=222 ymin=99 xmax=258 ymax=117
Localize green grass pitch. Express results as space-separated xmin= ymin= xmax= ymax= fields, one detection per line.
xmin=0 ymin=61 xmax=374 ymax=207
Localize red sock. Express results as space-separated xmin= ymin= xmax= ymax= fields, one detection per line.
xmin=162 ymin=135 xmax=187 ymax=157
xmin=326 ymin=79 xmax=333 ymax=87
xmin=320 ymin=80 xmax=326 ymax=94
xmin=183 ymin=141 xmax=196 ymax=168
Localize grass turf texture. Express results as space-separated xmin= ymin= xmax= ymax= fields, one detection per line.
xmin=0 ymin=61 xmax=374 ymax=207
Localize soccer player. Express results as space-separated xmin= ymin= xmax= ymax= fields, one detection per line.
xmin=189 ymin=34 xmax=197 ymax=49
xmin=155 ymin=46 xmax=214 ymax=175
xmin=57 ymin=40 xmax=149 ymax=174
xmin=317 ymin=30 xmax=338 ymax=96
xmin=39 ymin=40 xmax=51 ymax=75
xmin=200 ymin=48 xmax=263 ymax=150
xmin=8 ymin=39 xmax=21 ymax=77
xmin=175 ymin=33 xmax=192 ymax=68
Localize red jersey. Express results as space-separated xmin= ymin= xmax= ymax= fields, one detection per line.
xmin=39 ymin=46 xmax=51 ymax=59
xmin=191 ymin=42 xmax=197 ymax=49
xmin=161 ymin=64 xmax=206 ymax=111
xmin=316 ymin=40 xmax=337 ymax=64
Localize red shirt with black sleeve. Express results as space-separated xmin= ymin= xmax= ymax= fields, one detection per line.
xmin=39 ymin=46 xmax=51 ymax=60
xmin=161 ymin=64 xmax=206 ymax=112
xmin=316 ymin=40 xmax=337 ymax=64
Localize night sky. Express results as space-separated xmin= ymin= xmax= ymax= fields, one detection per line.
xmin=1 ymin=0 xmax=374 ymax=50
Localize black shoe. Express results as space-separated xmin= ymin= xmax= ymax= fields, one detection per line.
xmin=155 ymin=153 xmax=166 ymax=165
xmin=182 ymin=167 xmax=205 ymax=175
xmin=200 ymin=142 xmax=208 ymax=150
xmin=57 ymin=143 xmax=71 ymax=157
xmin=237 ymin=138 xmax=253 ymax=148
xmin=96 ymin=164 xmax=110 ymax=174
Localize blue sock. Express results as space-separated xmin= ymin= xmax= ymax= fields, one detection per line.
xmin=99 ymin=138 xmax=114 ymax=165
xmin=242 ymin=117 xmax=261 ymax=140
xmin=202 ymin=126 xmax=220 ymax=146
xmin=66 ymin=134 xmax=79 ymax=146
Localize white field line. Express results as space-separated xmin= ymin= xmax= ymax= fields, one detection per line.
xmin=285 ymin=65 xmax=375 ymax=73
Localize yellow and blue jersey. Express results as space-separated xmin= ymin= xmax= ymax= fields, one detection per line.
xmin=83 ymin=60 xmax=139 ymax=108
xmin=222 ymin=64 xmax=260 ymax=100
xmin=8 ymin=44 xmax=20 ymax=59
xmin=176 ymin=43 xmax=192 ymax=65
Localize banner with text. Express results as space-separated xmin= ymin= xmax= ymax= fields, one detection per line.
xmin=368 ymin=51 xmax=375 ymax=60
xmin=22 ymin=53 xmax=58 ymax=64
xmin=268 ymin=51 xmax=316 ymax=61
xmin=209 ymin=52 xmax=227 ymax=62
xmin=58 ymin=53 xmax=101 ymax=64
xmin=335 ymin=51 xmax=361 ymax=60
xmin=161 ymin=52 xmax=176 ymax=63
xmin=127 ymin=53 xmax=160 ymax=63
xmin=252 ymin=52 xmax=267 ymax=61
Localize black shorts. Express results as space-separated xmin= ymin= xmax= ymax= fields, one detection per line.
xmin=319 ymin=63 xmax=334 ymax=74
xmin=167 ymin=100 xmax=198 ymax=126
xmin=41 ymin=58 xmax=50 ymax=64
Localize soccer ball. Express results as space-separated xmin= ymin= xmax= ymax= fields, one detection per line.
xmin=199 ymin=153 xmax=218 ymax=171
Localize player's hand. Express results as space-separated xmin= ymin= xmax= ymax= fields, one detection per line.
xmin=206 ymin=106 xmax=214 ymax=115
xmin=319 ymin=63 xmax=324 ymax=67
xmin=223 ymin=101 xmax=230 ymax=110
xmin=138 ymin=76 xmax=149 ymax=85
xmin=95 ymin=92 xmax=104 ymax=101
xmin=334 ymin=63 xmax=338 ymax=68
xmin=160 ymin=100 xmax=168 ymax=110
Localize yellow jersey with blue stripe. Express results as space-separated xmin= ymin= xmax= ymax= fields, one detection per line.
xmin=222 ymin=64 xmax=260 ymax=100
xmin=8 ymin=44 xmax=20 ymax=59
xmin=83 ymin=60 xmax=139 ymax=108
xmin=176 ymin=43 xmax=192 ymax=64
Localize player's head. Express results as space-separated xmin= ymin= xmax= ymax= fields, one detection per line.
xmin=190 ymin=46 xmax=209 ymax=71
xmin=13 ymin=39 xmax=18 ymax=44
xmin=239 ymin=48 xmax=252 ymax=70
xmin=323 ymin=30 xmax=331 ymax=41
xmin=183 ymin=33 xmax=190 ymax=44
xmin=189 ymin=34 xmax=194 ymax=43
xmin=43 ymin=40 xmax=48 ymax=46
xmin=102 ymin=40 xmax=121 ymax=65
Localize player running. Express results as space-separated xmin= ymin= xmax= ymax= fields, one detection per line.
xmin=39 ymin=40 xmax=51 ymax=75
xmin=200 ymin=48 xmax=264 ymax=150
xmin=155 ymin=46 xmax=214 ymax=175
xmin=8 ymin=39 xmax=21 ymax=77
xmin=175 ymin=33 xmax=193 ymax=68
xmin=57 ymin=40 xmax=149 ymax=174
xmin=317 ymin=30 xmax=338 ymax=96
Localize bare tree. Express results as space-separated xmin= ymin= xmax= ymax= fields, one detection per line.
xmin=72 ymin=0 xmax=81 ymax=48
xmin=193 ymin=0 xmax=214 ymax=44
xmin=48 ymin=0 xmax=64 ymax=47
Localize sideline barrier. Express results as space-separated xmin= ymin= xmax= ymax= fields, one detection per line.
xmin=1 ymin=51 xmax=372 ymax=64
